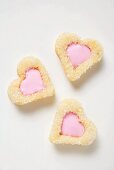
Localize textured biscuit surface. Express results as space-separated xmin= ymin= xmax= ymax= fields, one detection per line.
xmin=55 ymin=33 xmax=103 ymax=81
xmin=8 ymin=57 xmax=55 ymax=105
xmin=49 ymin=99 xmax=96 ymax=145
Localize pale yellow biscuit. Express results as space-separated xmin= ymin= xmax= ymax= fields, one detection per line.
xmin=49 ymin=99 xmax=96 ymax=145
xmin=8 ymin=57 xmax=55 ymax=105
xmin=55 ymin=33 xmax=103 ymax=81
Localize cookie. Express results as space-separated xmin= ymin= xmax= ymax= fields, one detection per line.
xmin=49 ymin=99 xmax=96 ymax=145
xmin=55 ymin=33 xmax=103 ymax=81
xmin=8 ymin=57 xmax=55 ymax=105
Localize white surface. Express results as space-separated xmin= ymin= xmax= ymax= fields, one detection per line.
xmin=0 ymin=0 xmax=114 ymax=169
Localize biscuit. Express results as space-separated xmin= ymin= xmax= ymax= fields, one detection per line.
xmin=55 ymin=33 xmax=103 ymax=81
xmin=49 ymin=99 xmax=96 ymax=145
xmin=8 ymin=57 xmax=55 ymax=105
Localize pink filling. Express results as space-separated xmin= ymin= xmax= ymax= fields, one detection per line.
xmin=20 ymin=69 xmax=45 ymax=96
xmin=61 ymin=112 xmax=85 ymax=137
xmin=67 ymin=43 xmax=91 ymax=67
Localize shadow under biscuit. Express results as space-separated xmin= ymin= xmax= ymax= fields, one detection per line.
xmin=54 ymin=137 xmax=99 ymax=155
xmin=16 ymin=95 xmax=56 ymax=114
xmin=71 ymin=60 xmax=104 ymax=89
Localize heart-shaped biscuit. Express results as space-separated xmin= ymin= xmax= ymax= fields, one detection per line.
xmin=49 ymin=99 xmax=96 ymax=145
xmin=8 ymin=57 xmax=55 ymax=105
xmin=55 ymin=33 xmax=103 ymax=81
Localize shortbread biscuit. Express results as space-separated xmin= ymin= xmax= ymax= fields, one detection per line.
xmin=55 ymin=33 xmax=103 ymax=81
xmin=49 ymin=99 xmax=96 ymax=145
xmin=8 ymin=57 xmax=55 ymax=105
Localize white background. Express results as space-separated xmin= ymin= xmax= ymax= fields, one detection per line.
xmin=0 ymin=0 xmax=114 ymax=170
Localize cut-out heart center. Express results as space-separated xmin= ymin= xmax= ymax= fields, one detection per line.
xmin=67 ymin=43 xmax=91 ymax=67
xmin=20 ymin=69 xmax=45 ymax=96
xmin=61 ymin=112 xmax=84 ymax=137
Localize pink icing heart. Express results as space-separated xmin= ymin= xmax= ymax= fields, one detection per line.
xmin=67 ymin=44 xmax=91 ymax=67
xmin=20 ymin=69 xmax=45 ymax=96
xmin=61 ymin=112 xmax=84 ymax=137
